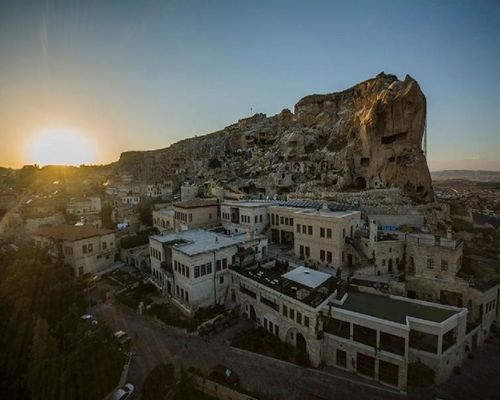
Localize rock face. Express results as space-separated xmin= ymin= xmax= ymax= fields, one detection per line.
xmin=116 ymin=73 xmax=433 ymax=202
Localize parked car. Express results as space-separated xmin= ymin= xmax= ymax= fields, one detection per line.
xmin=80 ymin=314 xmax=98 ymax=325
xmin=114 ymin=330 xmax=131 ymax=346
xmin=112 ymin=383 xmax=134 ymax=400
xmin=210 ymin=364 xmax=240 ymax=386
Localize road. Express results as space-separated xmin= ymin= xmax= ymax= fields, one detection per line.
xmin=94 ymin=300 xmax=405 ymax=400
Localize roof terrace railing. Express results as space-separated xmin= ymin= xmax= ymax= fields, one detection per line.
xmin=406 ymin=234 xmax=463 ymax=249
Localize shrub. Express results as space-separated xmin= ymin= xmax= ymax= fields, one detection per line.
xmin=142 ymin=363 xmax=175 ymax=400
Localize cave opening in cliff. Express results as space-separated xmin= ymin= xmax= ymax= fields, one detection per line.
xmin=381 ymin=132 xmax=408 ymax=145
xmin=355 ymin=176 xmax=367 ymax=189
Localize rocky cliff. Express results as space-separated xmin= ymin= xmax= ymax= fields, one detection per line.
xmin=116 ymin=72 xmax=433 ymax=202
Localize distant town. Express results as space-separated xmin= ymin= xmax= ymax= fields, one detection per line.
xmin=0 ymin=157 xmax=499 ymax=400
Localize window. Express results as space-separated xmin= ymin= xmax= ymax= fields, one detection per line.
xmin=255 ymin=215 xmax=258 ymax=223
xmin=186 ymin=267 xmax=190 ymax=278
xmin=297 ymin=224 xmax=301 ymax=233
xmin=207 ymin=262 xmax=213 ymax=274
xmin=327 ymin=228 xmax=332 ymax=238
xmin=320 ymin=250 xmax=325 ymax=261
xmin=410 ymin=330 xmax=438 ymax=354
xmin=308 ymin=226 xmax=313 ymax=235
xmin=260 ymin=215 xmax=263 ymax=223
xmin=325 ymin=318 xmax=350 ymax=338
xmin=304 ymin=316 xmax=310 ymax=327
xmin=280 ymin=216 xmax=284 ymax=224
xmin=289 ymin=218 xmax=293 ymax=226
xmin=189 ymin=213 xmax=192 ymax=222
xmin=82 ymin=244 xmax=87 ymax=254
xmin=271 ymin=214 xmax=275 ymax=224
xmin=201 ymin=264 xmax=206 ymax=275
xmin=219 ymin=276 xmax=224 ymax=284
xmin=441 ymin=260 xmax=448 ymax=271
xmin=296 ymin=311 xmax=302 ymax=324
xmin=78 ymin=266 xmax=84 ymax=276
xmin=102 ymin=242 xmax=107 ymax=250
xmin=276 ymin=214 xmax=279 ymax=226
xmin=381 ymin=259 xmax=386 ymax=266
xmin=302 ymin=225 xmax=306 ymax=234
xmin=320 ymin=227 xmax=325 ymax=238
xmin=282 ymin=304 xmax=288 ymax=317
xmin=327 ymin=251 xmax=332 ymax=263
xmin=216 ymin=260 xmax=222 ymax=271
xmin=305 ymin=247 xmax=310 ymax=257
xmin=285 ymin=217 xmax=288 ymax=225
xmin=222 ymin=258 xmax=228 ymax=269
xmin=380 ymin=332 xmax=405 ymax=356
xmin=427 ymin=258 xmax=434 ymax=269
xmin=342 ymin=228 xmax=345 ymax=238
xmin=336 ymin=349 xmax=347 ymax=368
xmin=353 ymin=324 xmax=377 ymax=347
xmin=289 ymin=308 xmax=295 ymax=320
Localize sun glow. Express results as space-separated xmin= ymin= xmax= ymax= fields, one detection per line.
xmin=27 ymin=130 xmax=95 ymax=166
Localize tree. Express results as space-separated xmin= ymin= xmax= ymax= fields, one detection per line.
xmin=0 ymin=247 xmax=126 ymax=400
xmin=142 ymin=363 xmax=175 ymax=400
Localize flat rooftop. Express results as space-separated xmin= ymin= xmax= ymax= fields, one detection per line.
xmin=223 ymin=200 xmax=274 ymax=208
xmin=282 ymin=266 xmax=331 ymax=289
xmin=151 ymin=229 xmax=261 ymax=256
xmin=36 ymin=224 xmax=114 ymax=241
xmin=173 ymin=199 xmax=218 ymax=209
xmin=292 ymin=208 xmax=358 ymax=219
xmin=154 ymin=208 xmax=174 ymax=216
xmin=335 ymin=292 xmax=460 ymax=325
xmin=221 ymin=199 xmax=359 ymax=212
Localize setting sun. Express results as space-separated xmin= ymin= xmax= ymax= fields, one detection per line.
xmin=27 ymin=130 xmax=95 ymax=166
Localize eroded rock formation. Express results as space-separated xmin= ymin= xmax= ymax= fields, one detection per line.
xmin=116 ymin=72 xmax=433 ymax=202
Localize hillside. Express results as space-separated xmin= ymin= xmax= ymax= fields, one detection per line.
xmin=114 ymin=72 xmax=434 ymax=202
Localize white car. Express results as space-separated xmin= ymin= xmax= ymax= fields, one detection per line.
xmin=80 ymin=314 xmax=98 ymax=325
xmin=114 ymin=330 xmax=131 ymax=345
xmin=112 ymin=383 xmax=134 ymax=400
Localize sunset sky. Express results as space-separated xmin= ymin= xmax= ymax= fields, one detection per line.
xmin=0 ymin=0 xmax=499 ymax=170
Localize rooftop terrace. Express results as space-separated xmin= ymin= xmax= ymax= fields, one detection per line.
xmin=151 ymin=229 xmax=263 ymax=256
xmin=334 ymin=292 xmax=461 ymax=325
xmin=233 ymin=263 xmax=337 ymax=308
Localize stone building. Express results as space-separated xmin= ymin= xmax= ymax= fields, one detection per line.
xmin=34 ymin=224 xmax=116 ymax=277
xmin=66 ymin=196 xmax=103 ymax=228
xmin=268 ymin=204 xmax=361 ymax=270
xmin=220 ymin=200 xmax=273 ymax=235
xmin=173 ymin=199 xmax=219 ymax=230
xmin=229 ymin=260 xmax=468 ymax=390
xmin=351 ymin=219 xmax=499 ymax=349
xmin=149 ymin=229 xmax=268 ymax=314
xmin=152 ymin=208 xmax=175 ymax=232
